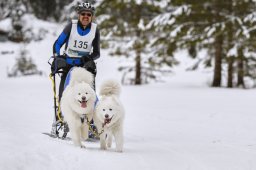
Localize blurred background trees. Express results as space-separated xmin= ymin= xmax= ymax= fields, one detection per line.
xmin=1 ymin=0 xmax=256 ymax=87
xmin=96 ymin=0 xmax=171 ymax=85
xmin=147 ymin=0 xmax=256 ymax=88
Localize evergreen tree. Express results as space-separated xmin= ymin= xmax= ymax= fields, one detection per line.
xmin=0 ymin=0 xmax=14 ymax=20
xmin=7 ymin=45 xmax=42 ymax=77
xmin=96 ymin=0 xmax=167 ymax=85
xmin=27 ymin=0 xmax=72 ymax=21
xmin=151 ymin=0 xmax=256 ymax=88
xmin=9 ymin=0 xmax=26 ymax=42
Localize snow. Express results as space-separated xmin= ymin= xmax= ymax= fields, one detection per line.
xmin=227 ymin=45 xmax=238 ymax=57
xmin=0 ymin=18 xmax=12 ymax=32
xmin=0 ymin=20 xmax=256 ymax=170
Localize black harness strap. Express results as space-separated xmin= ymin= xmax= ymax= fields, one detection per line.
xmin=81 ymin=117 xmax=85 ymax=123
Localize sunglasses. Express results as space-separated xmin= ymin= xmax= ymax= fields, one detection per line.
xmin=80 ymin=12 xmax=92 ymax=17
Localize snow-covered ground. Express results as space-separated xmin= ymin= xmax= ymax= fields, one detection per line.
xmin=0 ymin=22 xmax=256 ymax=170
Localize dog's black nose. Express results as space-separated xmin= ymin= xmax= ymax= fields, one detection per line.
xmin=82 ymin=96 xmax=86 ymax=101
xmin=105 ymin=114 xmax=109 ymax=119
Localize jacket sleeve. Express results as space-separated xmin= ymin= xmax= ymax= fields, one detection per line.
xmin=89 ymin=27 xmax=100 ymax=60
xmin=52 ymin=22 xmax=72 ymax=56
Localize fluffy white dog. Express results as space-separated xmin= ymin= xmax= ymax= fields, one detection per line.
xmin=61 ymin=67 xmax=96 ymax=148
xmin=94 ymin=80 xmax=125 ymax=152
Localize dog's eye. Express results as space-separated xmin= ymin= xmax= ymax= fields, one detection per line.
xmin=109 ymin=108 xmax=112 ymax=111
xmin=103 ymin=109 xmax=105 ymax=111
xmin=86 ymin=92 xmax=88 ymax=94
xmin=78 ymin=93 xmax=81 ymax=95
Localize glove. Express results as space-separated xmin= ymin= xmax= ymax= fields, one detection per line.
xmin=51 ymin=55 xmax=67 ymax=73
xmin=51 ymin=58 xmax=56 ymax=73
xmin=82 ymin=56 xmax=97 ymax=75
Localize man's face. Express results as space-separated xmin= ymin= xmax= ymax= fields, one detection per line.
xmin=79 ymin=11 xmax=92 ymax=26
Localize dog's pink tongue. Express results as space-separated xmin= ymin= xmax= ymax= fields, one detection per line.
xmin=81 ymin=101 xmax=87 ymax=108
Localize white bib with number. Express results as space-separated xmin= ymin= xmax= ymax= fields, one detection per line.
xmin=66 ymin=20 xmax=97 ymax=58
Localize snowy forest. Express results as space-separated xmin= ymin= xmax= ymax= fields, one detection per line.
xmin=1 ymin=1 xmax=256 ymax=170
xmin=1 ymin=0 xmax=256 ymax=88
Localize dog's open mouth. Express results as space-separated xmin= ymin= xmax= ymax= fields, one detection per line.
xmin=103 ymin=115 xmax=114 ymax=125
xmin=79 ymin=100 xmax=87 ymax=108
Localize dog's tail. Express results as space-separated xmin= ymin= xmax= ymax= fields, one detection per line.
xmin=100 ymin=80 xmax=121 ymax=96
xmin=69 ymin=67 xmax=94 ymax=87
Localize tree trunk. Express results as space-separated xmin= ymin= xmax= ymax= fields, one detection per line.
xmin=134 ymin=27 xmax=142 ymax=85
xmin=135 ymin=54 xmax=141 ymax=85
xmin=237 ymin=48 xmax=245 ymax=88
xmin=227 ymin=57 xmax=234 ymax=88
xmin=226 ymin=1 xmax=234 ymax=88
xmin=212 ymin=34 xmax=223 ymax=87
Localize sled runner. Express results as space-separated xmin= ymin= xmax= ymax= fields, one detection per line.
xmin=48 ymin=56 xmax=69 ymax=139
xmin=47 ymin=56 xmax=101 ymax=140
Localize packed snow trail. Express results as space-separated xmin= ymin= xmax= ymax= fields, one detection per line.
xmin=0 ymin=29 xmax=256 ymax=170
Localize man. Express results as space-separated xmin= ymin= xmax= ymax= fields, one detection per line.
xmin=53 ymin=1 xmax=100 ymax=100
xmin=52 ymin=2 xmax=100 ymax=139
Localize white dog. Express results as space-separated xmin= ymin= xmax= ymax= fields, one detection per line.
xmin=94 ymin=80 xmax=125 ymax=152
xmin=61 ymin=67 xmax=96 ymax=148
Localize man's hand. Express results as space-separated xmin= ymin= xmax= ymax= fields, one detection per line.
xmin=51 ymin=56 xmax=67 ymax=73
xmin=82 ymin=56 xmax=97 ymax=75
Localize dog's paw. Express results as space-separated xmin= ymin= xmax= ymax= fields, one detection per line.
xmin=100 ymin=145 xmax=107 ymax=150
xmin=80 ymin=145 xmax=86 ymax=149
xmin=116 ymin=148 xmax=123 ymax=153
xmin=116 ymin=149 xmax=123 ymax=153
xmin=107 ymin=143 xmax=112 ymax=148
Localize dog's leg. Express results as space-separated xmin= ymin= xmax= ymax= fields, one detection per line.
xmin=81 ymin=124 xmax=89 ymax=141
xmin=70 ymin=125 xmax=84 ymax=148
xmin=107 ymin=133 xmax=112 ymax=148
xmin=100 ymin=133 xmax=107 ymax=150
xmin=113 ymin=128 xmax=123 ymax=152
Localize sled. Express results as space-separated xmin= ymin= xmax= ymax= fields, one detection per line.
xmin=48 ymin=56 xmax=69 ymax=139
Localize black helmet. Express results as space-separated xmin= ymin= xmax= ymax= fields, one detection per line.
xmin=76 ymin=2 xmax=95 ymax=14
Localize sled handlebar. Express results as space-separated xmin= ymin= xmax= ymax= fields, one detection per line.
xmin=48 ymin=55 xmax=67 ymax=74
